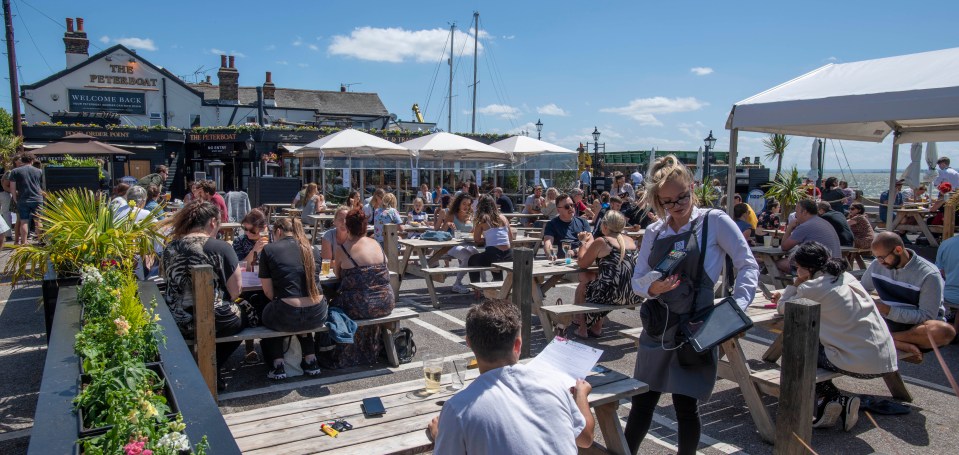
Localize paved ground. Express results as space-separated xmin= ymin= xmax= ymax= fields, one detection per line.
xmin=1 ymin=247 xmax=958 ymax=454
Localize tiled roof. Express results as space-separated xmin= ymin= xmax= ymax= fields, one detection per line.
xmin=189 ymin=84 xmax=389 ymax=117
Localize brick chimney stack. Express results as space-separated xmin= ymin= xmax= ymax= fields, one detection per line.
xmin=263 ymin=72 xmax=276 ymax=106
xmin=63 ymin=17 xmax=89 ymax=69
xmin=217 ymin=54 xmax=239 ymax=104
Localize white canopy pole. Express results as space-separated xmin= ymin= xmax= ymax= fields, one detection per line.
xmin=726 ymin=129 xmax=739 ymax=213
xmin=886 ymin=137 xmax=900 ymax=229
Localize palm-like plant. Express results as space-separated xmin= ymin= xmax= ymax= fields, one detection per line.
xmin=693 ymin=183 xmax=717 ymax=208
xmin=764 ymin=166 xmax=806 ymax=217
xmin=0 ymin=134 xmax=22 ymax=165
xmin=762 ymin=134 xmax=790 ymax=177
xmin=4 ymin=189 xmax=167 ymax=285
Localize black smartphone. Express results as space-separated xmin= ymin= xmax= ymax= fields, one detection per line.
xmin=653 ymin=249 xmax=687 ymax=277
xmin=361 ymin=397 xmax=386 ymax=417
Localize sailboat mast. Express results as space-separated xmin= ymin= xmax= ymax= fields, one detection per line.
xmin=471 ymin=11 xmax=479 ymax=134
xmin=448 ymin=23 xmax=454 ymax=132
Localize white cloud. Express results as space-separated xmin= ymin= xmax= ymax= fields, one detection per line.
xmin=329 ymin=27 xmax=484 ymax=63
xmin=502 ymin=35 xmax=515 ymax=40
xmin=292 ymin=36 xmax=303 ymax=46
xmin=297 ymin=63 xmax=309 ymax=68
xmin=265 ymin=44 xmax=276 ymax=51
xmin=308 ymin=44 xmax=319 ymax=51
xmin=210 ymin=48 xmax=225 ymax=55
xmin=506 ymin=122 xmax=536 ymax=136
xmin=536 ymin=103 xmax=568 ymax=117
xmin=676 ymin=121 xmax=707 ymax=140
xmin=99 ymin=35 xmax=110 ymax=44
xmin=690 ymin=67 xmax=713 ymax=76
xmin=231 ymin=51 xmax=247 ymax=58
xmin=111 ymin=37 xmax=157 ymax=51
xmin=601 ymin=96 xmax=707 ymax=126
xmin=476 ymin=104 xmax=520 ymax=119
xmin=275 ymin=60 xmax=289 ymax=65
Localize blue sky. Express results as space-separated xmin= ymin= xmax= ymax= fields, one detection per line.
xmin=5 ymin=0 xmax=959 ymax=170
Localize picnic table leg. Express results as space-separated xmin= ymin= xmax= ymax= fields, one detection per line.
xmin=881 ymin=371 xmax=914 ymax=402
xmin=916 ymin=217 xmax=939 ymax=247
xmin=762 ymin=333 xmax=785 ymax=363
xmin=191 ymin=265 xmax=218 ymax=400
xmin=381 ymin=321 xmax=401 ymax=368
xmin=495 ymin=273 xmax=513 ymax=300
xmin=723 ymin=337 xmax=776 ymax=443
xmin=594 ymin=402 xmax=630 ymax=455
xmin=398 ymin=244 xmax=414 ymax=276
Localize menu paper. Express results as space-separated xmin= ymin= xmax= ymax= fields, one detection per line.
xmin=528 ymin=337 xmax=603 ymax=388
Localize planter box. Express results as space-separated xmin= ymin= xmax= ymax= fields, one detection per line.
xmin=41 ymin=276 xmax=80 ymax=342
xmin=44 ymin=166 xmax=101 ymax=193
xmin=76 ymin=363 xmax=181 ymax=437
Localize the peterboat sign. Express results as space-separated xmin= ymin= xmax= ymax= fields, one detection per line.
xmin=68 ymin=89 xmax=145 ymax=115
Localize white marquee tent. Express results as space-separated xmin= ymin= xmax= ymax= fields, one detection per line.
xmin=725 ymin=46 xmax=959 ymax=220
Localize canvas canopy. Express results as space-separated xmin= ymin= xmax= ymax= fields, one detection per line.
xmin=725 ymin=46 xmax=959 ymax=221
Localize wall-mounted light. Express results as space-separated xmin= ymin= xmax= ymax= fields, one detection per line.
xmin=51 ymin=94 xmax=59 ymax=101
xmin=105 ymin=56 xmax=113 ymax=62
xmin=129 ymin=57 xmax=136 ymax=64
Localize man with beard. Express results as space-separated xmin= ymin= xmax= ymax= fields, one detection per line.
xmin=861 ymin=232 xmax=957 ymax=358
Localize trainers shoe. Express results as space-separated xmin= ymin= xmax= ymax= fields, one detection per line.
xmin=840 ymin=395 xmax=861 ymax=431
xmin=267 ymin=363 xmax=287 ymax=380
xmin=451 ymin=284 xmax=470 ymax=294
xmin=301 ymin=358 xmax=322 ymax=376
xmin=813 ymin=399 xmax=842 ymax=429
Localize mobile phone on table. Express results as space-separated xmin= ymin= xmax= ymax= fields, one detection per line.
xmin=362 ymin=397 xmax=386 ymax=417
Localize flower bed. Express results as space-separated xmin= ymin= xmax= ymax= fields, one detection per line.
xmin=73 ymin=266 xmax=207 ymax=454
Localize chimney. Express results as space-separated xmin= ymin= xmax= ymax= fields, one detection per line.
xmin=217 ymin=54 xmax=239 ymax=103
xmin=228 ymin=55 xmax=235 ymax=68
xmin=340 ymin=84 xmax=347 ymax=93
xmin=63 ymin=17 xmax=89 ymax=69
xmin=205 ymin=75 xmax=211 ymax=84
xmin=263 ymin=72 xmax=276 ymax=106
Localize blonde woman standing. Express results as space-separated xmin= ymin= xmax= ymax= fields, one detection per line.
xmin=626 ymin=155 xmax=759 ymax=454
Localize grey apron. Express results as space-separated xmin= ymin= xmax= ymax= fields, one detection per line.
xmin=633 ymin=213 xmax=719 ymax=401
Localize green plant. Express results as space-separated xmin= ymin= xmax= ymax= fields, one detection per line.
xmin=764 ymin=166 xmax=806 ymax=216
xmin=762 ymin=134 xmax=790 ymax=178
xmin=552 ymin=170 xmax=577 ymax=192
xmin=694 ymin=183 xmax=718 ymax=207
xmin=55 ymin=154 xmax=105 ymax=179
xmin=3 ymin=189 xmax=166 ymax=284
xmin=0 ymin=134 xmax=22 ymax=165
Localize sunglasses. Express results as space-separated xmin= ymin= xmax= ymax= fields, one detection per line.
xmin=559 ymin=204 xmax=575 ymax=210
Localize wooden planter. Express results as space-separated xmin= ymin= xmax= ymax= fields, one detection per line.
xmin=28 ymin=283 xmax=240 ymax=454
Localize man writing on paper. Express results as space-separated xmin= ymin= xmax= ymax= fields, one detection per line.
xmin=429 ymin=299 xmax=595 ymax=453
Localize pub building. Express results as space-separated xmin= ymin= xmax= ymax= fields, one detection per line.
xmin=20 ymin=17 xmax=576 ymax=200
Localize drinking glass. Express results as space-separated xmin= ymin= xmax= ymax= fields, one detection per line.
xmin=238 ymin=260 xmax=248 ymax=272
xmin=423 ymin=353 xmax=443 ymax=393
xmin=449 ymin=358 xmax=467 ymax=391
xmin=763 ymin=236 xmax=772 ymax=247
xmin=562 ymin=242 xmax=572 ymax=265
xmin=321 ymin=259 xmax=331 ymax=276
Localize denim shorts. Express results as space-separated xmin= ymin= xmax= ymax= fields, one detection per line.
xmin=17 ymin=201 xmax=40 ymax=221
xmin=262 ymin=298 xmax=328 ymax=333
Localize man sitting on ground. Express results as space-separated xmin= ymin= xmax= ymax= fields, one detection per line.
xmin=778 ymin=198 xmax=841 ymax=273
xmin=861 ymin=232 xmax=957 ymax=358
xmin=817 ymin=201 xmax=854 ymax=247
xmin=428 ymin=299 xmax=594 ymax=453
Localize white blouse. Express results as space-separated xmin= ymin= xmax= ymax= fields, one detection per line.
xmin=631 ymin=207 xmax=760 ymax=309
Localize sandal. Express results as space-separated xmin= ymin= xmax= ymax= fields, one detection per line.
xmin=587 ymin=329 xmax=603 ymax=338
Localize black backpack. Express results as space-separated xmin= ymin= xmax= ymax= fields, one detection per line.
xmin=393 ymin=328 xmax=416 ymax=364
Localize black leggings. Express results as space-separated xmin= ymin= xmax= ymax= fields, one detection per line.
xmin=468 ymin=247 xmax=512 ymax=282
xmin=624 ymin=391 xmax=701 ymax=455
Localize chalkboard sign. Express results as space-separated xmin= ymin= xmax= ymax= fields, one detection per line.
xmin=248 ymin=176 xmax=301 ymax=208
xmin=44 ymin=167 xmax=100 ymax=193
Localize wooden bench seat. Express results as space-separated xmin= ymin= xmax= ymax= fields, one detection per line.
xmin=420 ymin=266 xmax=495 ymax=283
xmin=468 ymin=281 xmax=505 ymax=298
xmin=187 ymin=308 xmax=418 ymax=344
xmin=541 ymin=302 xmax=641 ymax=332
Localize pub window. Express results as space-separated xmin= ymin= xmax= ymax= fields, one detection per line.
xmin=149 ymin=112 xmax=162 ymax=126
xmin=246 ymin=116 xmax=256 ymax=124
xmin=191 ymin=115 xmax=201 ymax=127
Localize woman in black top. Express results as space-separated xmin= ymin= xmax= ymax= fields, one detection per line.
xmin=233 ymin=208 xmax=269 ymax=264
xmin=258 ymin=216 xmax=327 ymax=379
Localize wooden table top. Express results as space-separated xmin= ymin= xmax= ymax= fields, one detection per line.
xmin=492 ymin=259 xmax=594 ymax=276
xmin=241 ymin=271 xmax=337 ymax=292
xmin=262 ymin=203 xmax=291 ymax=208
xmin=223 ymin=363 xmax=646 ymax=454
xmin=503 ymin=213 xmax=544 ymax=219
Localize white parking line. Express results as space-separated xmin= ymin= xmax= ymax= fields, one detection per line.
xmin=0 ymin=295 xmax=41 ymax=305
xmin=620 ymin=401 xmax=751 ymax=454
xmin=408 ymin=318 xmax=467 ymax=345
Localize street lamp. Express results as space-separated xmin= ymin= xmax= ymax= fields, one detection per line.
xmin=535 ymin=119 xmax=543 ymax=140
xmin=703 ymin=130 xmax=716 ymax=183
xmin=592 ymin=126 xmax=601 ymax=173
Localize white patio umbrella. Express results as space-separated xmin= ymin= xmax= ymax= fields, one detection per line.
xmin=807 ymin=139 xmax=822 ymax=182
xmin=925 ymin=142 xmax=939 ymax=182
xmin=490 ymin=136 xmax=574 ymax=196
xmin=899 ymin=142 xmax=922 ymax=188
xmin=400 ymin=132 xmax=513 ymax=191
xmin=294 ymin=128 xmax=414 ymax=192
xmin=647 ymin=148 xmax=658 ymax=180
xmin=694 ymin=146 xmax=704 ymax=182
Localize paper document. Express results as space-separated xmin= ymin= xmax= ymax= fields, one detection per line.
xmin=527 ymin=337 xmax=603 ymax=387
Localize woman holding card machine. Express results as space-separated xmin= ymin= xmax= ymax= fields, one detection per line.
xmin=626 ymin=155 xmax=759 ymax=455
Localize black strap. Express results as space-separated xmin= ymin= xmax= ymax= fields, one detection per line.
xmin=340 ymin=243 xmax=358 ymax=267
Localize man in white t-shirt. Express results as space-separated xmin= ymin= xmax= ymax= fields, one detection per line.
xmin=429 ymin=299 xmax=595 ymax=454
xmin=933 ymin=157 xmax=959 ymax=194
xmin=630 ymin=167 xmax=644 ymax=188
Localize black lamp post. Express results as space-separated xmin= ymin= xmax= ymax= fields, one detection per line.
xmin=592 ymin=126 xmax=602 ymax=173
xmin=535 ymin=119 xmax=543 ymax=140
xmin=703 ymin=130 xmax=716 ymax=183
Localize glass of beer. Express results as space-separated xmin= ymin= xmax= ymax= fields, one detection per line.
xmin=321 ymin=259 xmax=331 ymax=276
xmin=423 ymin=353 xmax=443 ymax=393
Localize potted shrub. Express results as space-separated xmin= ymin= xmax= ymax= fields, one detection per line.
xmin=764 ymin=166 xmax=806 ymax=218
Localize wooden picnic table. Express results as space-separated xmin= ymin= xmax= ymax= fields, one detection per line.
xmin=751 ymin=245 xmax=868 ymax=287
xmin=261 ymin=203 xmax=291 ymax=220
xmin=889 ymin=208 xmax=939 ymax=246
xmin=283 ymin=207 xmax=303 ymax=216
xmin=241 ymin=271 xmax=338 ymax=292
xmin=503 ymin=212 xmax=543 ymax=221
xmin=223 ymin=362 xmax=648 ymax=455
xmin=491 ymin=259 xmax=595 ymax=324
xmin=218 ymin=222 xmax=241 ymax=242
